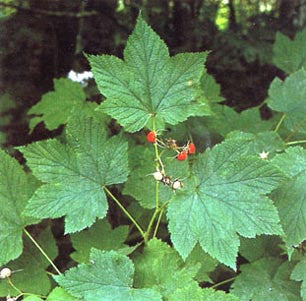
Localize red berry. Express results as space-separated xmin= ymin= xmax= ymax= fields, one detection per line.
xmin=177 ymin=151 xmax=188 ymax=161
xmin=146 ymin=131 xmax=156 ymax=143
xmin=188 ymin=143 xmax=196 ymax=154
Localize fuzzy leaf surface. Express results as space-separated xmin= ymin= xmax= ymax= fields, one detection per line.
xmin=0 ymin=149 xmax=39 ymax=265
xmin=70 ymin=218 xmax=129 ymax=263
xmin=167 ymin=137 xmax=285 ymax=269
xmin=55 ymin=249 xmax=162 ymax=301
xmin=273 ymin=29 xmax=306 ymax=74
xmin=20 ymin=114 xmax=128 ymax=233
xmin=268 ymin=69 xmax=306 ymax=133
xmin=291 ymin=258 xmax=306 ymax=301
xmin=88 ymin=14 xmax=209 ymax=132
xmin=231 ymin=258 xmax=301 ymax=301
xmin=28 ymin=78 xmax=86 ymax=131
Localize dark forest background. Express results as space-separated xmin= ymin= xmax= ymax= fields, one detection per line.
xmin=0 ymin=0 xmax=305 ymax=147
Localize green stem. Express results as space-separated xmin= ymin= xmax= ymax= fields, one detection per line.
xmin=257 ymin=98 xmax=268 ymax=108
xmin=211 ymin=276 xmax=236 ymax=289
xmin=145 ymin=208 xmax=160 ymax=242
xmin=104 ymin=187 xmax=146 ymax=240
xmin=274 ymin=114 xmax=286 ymax=133
xmin=144 ymin=117 xmax=162 ymax=242
xmin=23 ymin=228 xmax=62 ymax=275
xmin=153 ymin=208 xmax=164 ymax=238
xmin=7 ymin=278 xmax=23 ymax=295
xmin=286 ymin=139 xmax=306 ymax=146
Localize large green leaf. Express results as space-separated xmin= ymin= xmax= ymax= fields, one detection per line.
xmin=19 ymin=113 xmax=129 ymax=233
xmin=291 ymin=258 xmax=306 ymax=301
xmin=268 ymin=69 xmax=306 ymax=134
xmin=231 ymin=258 xmax=301 ymax=301
xmin=273 ymin=29 xmax=306 ymax=74
xmin=0 ymin=149 xmax=39 ymax=265
xmin=87 ymin=14 xmax=209 ymax=132
xmin=55 ymin=249 xmax=162 ymax=301
xmin=28 ymin=78 xmax=86 ymax=131
xmin=167 ymin=137 xmax=285 ymax=269
xmin=133 ymin=239 xmax=200 ymax=299
xmin=0 ymin=227 xmax=57 ymax=297
xmin=271 ymin=147 xmax=306 ymax=253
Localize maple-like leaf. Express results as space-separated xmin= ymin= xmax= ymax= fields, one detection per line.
xmin=0 ymin=149 xmax=39 ymax=265
xmin=54 ymin=249 xmax=162 ymax=301
xmin=167 ymin=136 xmax=285 ymax=269
xmin=87 ymin=14 xmax=210 ymax=132
xmin=19 ymin=113 xmax=128 ymax=233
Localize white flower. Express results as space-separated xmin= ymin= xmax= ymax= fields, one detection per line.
xmin=259 ymin=151 xmax=269 ymax=160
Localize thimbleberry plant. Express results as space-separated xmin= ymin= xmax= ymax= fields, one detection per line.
xmin=0 ymin=14 xmax=305 ymax=301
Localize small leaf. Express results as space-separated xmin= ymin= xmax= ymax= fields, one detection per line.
xmin=205 ymin=105 xmax=275 ymax=137
xmin=46 ymin=287 xmax=79 ymax=301
xmin=133 ymin=239 xmax=200 ymax=299
xmin=28 ymin=78 xmax=86 ymax=131
xmin=70 ymin=218 xmax=129 ymax=263
xmin=54 ymin=249 xmax=162 ymax=301
xmin=167 ymin=137 xmax=285 ymax=269
xmin=291 ymin=258 xmax=306 ymax=301
xmin=268 ymin=69 xmax=306 ymax=134
xmin=20 ymin=114 xmax=129 ymax=233
xmin=0 ymin=149 xmax=39 ymax=265
xmin=88 ymin=14 xmax=210 ymax=132
xmin=239 ymin=235 xmax=283 ymax=262
xmin=185 ymin=244 xmax=218 ymax=283
xmin=231 ymin=258 xmax=301 ymax=301
xmin=168 ymin=287 xmax=240 ymax=301
xmin=273 ymin=29 xmax=306 ymax=74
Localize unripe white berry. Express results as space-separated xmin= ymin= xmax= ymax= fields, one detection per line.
xmin=153 ymin=171 xmax=163 ymax=181
xmin=172 ymin=180 xmax=183 ymax=190
xmin=7 ymin=297 xmax=16 ymax=301
xmin=0 ymin=268 xmax=12 ymax=279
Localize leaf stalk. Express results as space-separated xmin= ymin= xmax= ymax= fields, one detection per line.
xmin=104 ymin=187 xmax=146 ymax=240
xmin=23 ymin=228 xmax=62 ymax=275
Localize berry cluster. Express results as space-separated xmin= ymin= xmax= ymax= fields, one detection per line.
xmin=153 ymin=170 xmax=183 ymax=191
xmin=146 ymin=131 xmax=196 ymax=161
